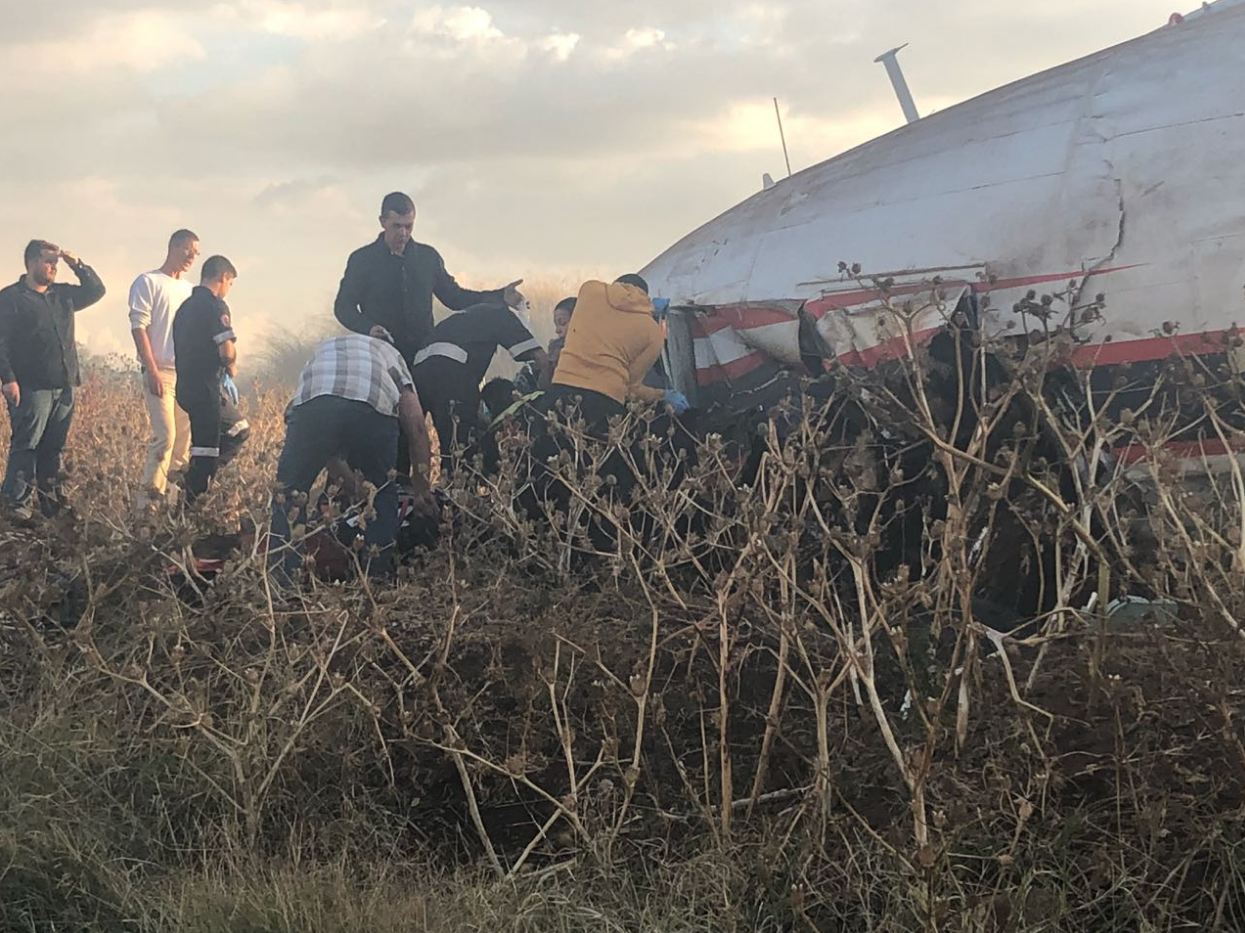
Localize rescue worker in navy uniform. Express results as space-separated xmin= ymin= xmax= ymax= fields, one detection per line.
xmin=172 ymin=255 xmax=249 ymax=503
xmin=411 ymin=301 xmax=550 ymax=475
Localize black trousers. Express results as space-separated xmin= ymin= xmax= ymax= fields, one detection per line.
xmin=269 ymin=396 xmax=400 ymax=580
xmin=178 ymin=389 xmax=249 ymax=502
xmin=412 ymin=357 xmax=491 ymax=477
xmin=538 ymin=385 xmax=625 ymax=437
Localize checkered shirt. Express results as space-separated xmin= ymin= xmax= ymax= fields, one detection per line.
xmin=289 ymin=334 xmax=414 ymax=417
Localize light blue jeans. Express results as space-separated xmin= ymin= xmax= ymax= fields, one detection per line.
xmin=2 ymin=386 xmax=75 ymax=515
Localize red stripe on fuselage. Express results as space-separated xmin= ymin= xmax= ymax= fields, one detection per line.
xmin=1115 ymin=437 xmax=1245 ymax=465
xmin=1069 ymin=328 xmax=1240 ymax=367
xmin=696 ymin=351 xmax=772 ymax=385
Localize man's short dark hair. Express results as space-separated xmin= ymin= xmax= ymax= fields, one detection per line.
xmin=614 ymin=274 xmax=649 ymax=294
xmin=169 ymin=229 xmax=199 ymax=248
xmin=201 ymin=255 xmax=237 ymax=282
xmin=480 ymin=377 xmax=518 ymax=419
xmin=554 ymin=296 xmax=576 ymax=315
xmin=380 ymin=192 xmax=416 ymax=217
xmin=23 ymin=240 xmax=57 ymax=266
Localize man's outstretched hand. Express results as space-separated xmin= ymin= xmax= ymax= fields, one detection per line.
xmin=502 ymin=279 xmax=525 ymax=309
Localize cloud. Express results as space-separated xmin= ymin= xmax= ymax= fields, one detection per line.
xmin=226 ymin=0 xmax=383 ymax=40
xmin=2 ymin=10 xmax=204 ymax=74
xmin=412 ymin=5 xmax=501 ymax=41
xmin=604 ymin=27 xmax=676 ymax=61
xmin=0 ymin=0 xmax=1194 ymax=359
xmin=539 ymin=31 xmax=580 ymax=61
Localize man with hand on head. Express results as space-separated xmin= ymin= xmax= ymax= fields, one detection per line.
xmin=172 ymin=255 xmax=248 ymax=504
xmin=268 ymin=326 xmax=435 ymax=583
xmin=129 ymin=229 xmax=199 ymax=510
xmin=333 ymin=191 xmax=525 ymax=366
xmin=0 ymin=240 xmax=106 ymax=519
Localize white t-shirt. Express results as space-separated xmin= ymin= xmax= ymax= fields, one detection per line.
xmin=128 ymin=270 xmax=194 ymax=371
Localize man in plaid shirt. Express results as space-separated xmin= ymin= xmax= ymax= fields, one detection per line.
xmin=269 ymin=327 xmax=434 ymax=581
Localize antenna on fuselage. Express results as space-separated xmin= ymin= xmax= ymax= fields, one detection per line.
xmin=874 ymin=44 xmax=920 ymax=124
xmin=772 ymin=97 xmax=793 ymax=178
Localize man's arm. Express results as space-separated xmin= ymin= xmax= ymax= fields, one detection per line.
xmin=626 ymin=330 xmax=667 ymax=404
xmin=59 ymin=252 xmax=106 ymax=310
xmin=128 ymin=276 xmax=164 ymax=395
xmin=0 ymin=299 xmax=17 ymax=406
xmin=528 ymin=348 xmax=554 ymax=389
xmin=132 ymin=328 xmax=164 ymax=395
xmin=212 ymin=303 xmax=239 ymax=377
xmin=397 ymin=388 xmax=433 ymax=496
xmin=333 ymin=251 xmax=375 ymax=336
xmin=430 ymin=249 xmax=510 ymax=312
xmin=218 ymin=337 xmax=237 ymax=377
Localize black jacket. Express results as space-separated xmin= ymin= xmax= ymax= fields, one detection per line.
xmin=173 ymin=285 xmax=235 ymax=402
xmin=333 ymin=235 xmax=504 ymax=362
xmin=0 ymin=262 xmax=106 ymax=389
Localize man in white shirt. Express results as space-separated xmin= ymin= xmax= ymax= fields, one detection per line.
xmin=129 ymin=229 xmax=200 ymax=509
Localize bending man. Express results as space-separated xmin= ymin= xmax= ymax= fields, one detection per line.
xmin=412 ymin=300 xmax=548 ymax=474
xmin=269 ymin=328 xmax=434 ymax=581
xmin=545 ymin=274 xmax=686 ymax=432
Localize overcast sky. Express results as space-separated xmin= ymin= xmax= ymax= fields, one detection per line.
xmin=0 ymin=0 xmax=1187 ymax=357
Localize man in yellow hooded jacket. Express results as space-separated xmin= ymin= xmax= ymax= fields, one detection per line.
xmin=545 ymin=274 xmax=687 ymax=430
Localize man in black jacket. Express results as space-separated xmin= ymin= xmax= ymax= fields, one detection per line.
xmin=333 ymin=191 xmax=525 ymax=365
xmin=0 ymin=240 xmax=106 ymax=517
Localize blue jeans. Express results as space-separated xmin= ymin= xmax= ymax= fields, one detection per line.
xmin=269 ymin=396 xmax=400 ymax=582
xmin=3 ymin=387 xmax=74 ymax=514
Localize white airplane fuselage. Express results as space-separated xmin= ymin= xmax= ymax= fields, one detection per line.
xmin=642 ymin=2 xmax=1245 ymax=401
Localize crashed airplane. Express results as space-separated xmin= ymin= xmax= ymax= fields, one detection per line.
xmin=643 ymin=0 xmax=1245 ymax=469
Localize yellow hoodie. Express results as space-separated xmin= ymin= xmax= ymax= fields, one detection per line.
xmin=551 ymin=280 xmax=665 ymax=405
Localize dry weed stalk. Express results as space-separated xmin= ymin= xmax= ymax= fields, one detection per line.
xmin=2 ymin=290 xmax=1245 ymax=929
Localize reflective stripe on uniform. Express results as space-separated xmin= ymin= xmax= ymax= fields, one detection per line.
xmin=508 ymin=337 xmax=542 ymax=358
xmin=190 ymin=446 xmax=220 ymax=458
xmin=213 ymin=329 xmax=237 ymax=345
xmin=226 ymin=419 xmax=250 ymax=437
xmin=413 ymin=342 xmax=468 ymax=366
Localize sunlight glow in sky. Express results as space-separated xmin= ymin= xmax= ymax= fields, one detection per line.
xmin=0 ymin=0 xmax=1190 ymax=357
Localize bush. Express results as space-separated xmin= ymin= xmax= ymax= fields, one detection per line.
xmin=3 ymin=280 xmax=1245 ymax=930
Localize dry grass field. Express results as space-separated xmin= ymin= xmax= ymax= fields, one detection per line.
xmin=2 ymin=293 xmax=1245 ymax=931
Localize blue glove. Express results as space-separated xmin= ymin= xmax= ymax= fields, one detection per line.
xmin=662 ymin=389 xmax=690 ymax=415
xmin=651 ymin=297 xmax=671 ymax=319
xmin=221 ymin=373 xmax=240 ymax=407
